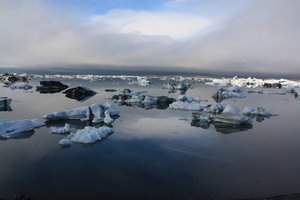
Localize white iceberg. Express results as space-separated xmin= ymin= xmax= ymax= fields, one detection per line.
xmin=50 ymin=123 xmax=70 ymax=134
xmin=44 ymin=103 xmax=119 ymax=123
xmin=10 ymin=83 xmax=33 ymax=90
xmin=0 ymin=119 xmax=44 ymax=139
xmin=59 ymin=126 xmax=113 ymax=145
xmin=214 ymin=105 xmax=252 ymax=125
xmin=137 ymin=77 xmax=152 ymax=86
xmin=242 ymin=107 xmax=274 ymax=117
xmin=104 ymin=110 xmax=114 ymax=124
xmin=169 ymin=101 xmax=211 ymax=111
xmin=44 ymin=106 xmax=90 ymax=121
xmin=203 ymin=103 xmax=225 ymax=114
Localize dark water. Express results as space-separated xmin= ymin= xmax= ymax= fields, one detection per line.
xmin=0 ymin=78 xmax=300 ymax=200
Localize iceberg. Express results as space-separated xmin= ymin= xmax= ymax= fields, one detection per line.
xmin=169 ymin=101 xmax=211 ymax=111
xmin=242 ymin=107 xmax=274 ymax=117
xmin=214 ymin=105 xmax=252 ymax=125
xmin=59 ymin=126 xmax=113 ymax=145
xmin=212 ymin=86 xmax=245 ymax=102
xmin=203 ymin=103 xmax=225 ymax=114
xmin=177 ymin=95 xmax=201 ymax=103
xmin=50 ymin=123 xmax=71 ymax=134
xmin=0 ymin=119 xmax=44 ymax=139
xmin=43 ymin=103 xmax=119 ymax=123
xmin=10 ymin=83 xmax=33 ymax=90
xmin=192 ymin=112 xmax=213 ymax=123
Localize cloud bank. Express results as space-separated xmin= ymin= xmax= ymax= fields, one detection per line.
xmin=0 ymin=0 xmax=299 ymax=74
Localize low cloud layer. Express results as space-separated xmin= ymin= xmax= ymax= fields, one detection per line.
xmin=0 ymin=0 xmax=299 ymax=74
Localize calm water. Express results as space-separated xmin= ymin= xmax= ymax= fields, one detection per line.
xmin=0 ymin=77 xmax=300 ymax=200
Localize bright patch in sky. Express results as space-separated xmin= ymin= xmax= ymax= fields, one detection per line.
xmin=90 ymin=10 xmax=215 ymax=39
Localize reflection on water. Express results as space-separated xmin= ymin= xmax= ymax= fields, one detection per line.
xmin=0 ymin=106 xmax=12 ymax=112
xmin=116 ymin=102 xmax=170 ymax=110
xmin=0 ymin=78 xmax=300 ymax=200
xmin=213 ymin=122 xmax=253 ymax=134
xmin=0 ymin=130 xmax=35 ymax=140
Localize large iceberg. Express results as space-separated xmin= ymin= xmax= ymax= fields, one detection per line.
xmin=214 ymin=105 xmax=252 ymax=125
xmin=43 ymin=103 xmax=119 ymax=124
xmin=212 ymin=86 xmax=245 ymax=102
xmin=59 ymin=126 xmax=113 ymax=145
xmin=169 ymin=101 xmax=211 ymax=111
xmin=0 ymin=119 xmax=44 ymax=139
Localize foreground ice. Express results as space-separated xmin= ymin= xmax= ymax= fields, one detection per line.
xmin=169 ymin=101 xmax=211 ymax=111
xmin=50 ymin=123 xmax=70 ymax=134
xmin=214 ymin=105 xmax=252 ymax=125
xmin=0 ymin=119 xmax=44 ymax=139
xmin=59 ymin=126 xmax=113 ymax=145
xmin=43 ymin=103 xmax=119 ymax=124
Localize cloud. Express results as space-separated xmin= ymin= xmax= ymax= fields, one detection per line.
xmin=90 ymin=10 xmax=215 ymax=39
xmin=0 ymin=0 xmax=300 ymax=74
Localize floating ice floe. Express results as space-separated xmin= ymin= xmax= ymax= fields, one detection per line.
xmin=0 ymin=119 xmax=44 ymax=139
xmin=59 ymin=126 xmax=113 ymax=145
xmin=192 ymin=112 xmax=213 ymax=123
xmin=169 ymin=101 xmax=211 ymax=111
xmin=43 ymin=103 xmax=119 ymax=124
xmin=177 ymin=95 xmax=201 ymax=103
xmin=214 ymin=105 xmax=252 ymax=125
xmin=203 ymin=103 xmax=225 ymax=114
xmin=212 ymin=86 xmax=245 ymax=102
xmin=112 ymin=90 xmax=176 ymax=109
xmin=50 ymin=123 xmax=71 ymax=134
xmin=9 ymin=83 xmax=33 ymax=90
xmin=242 ymin=107 xmax=274 ymax=117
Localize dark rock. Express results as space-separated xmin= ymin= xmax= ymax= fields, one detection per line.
xmin=263 ymin=82 xmax=282 ymax=88
xmin=156 ymin=96 xmax=176 ymax=104
xmin=105 ymin=89 xmax=117 ymax=92
xmin=36 ymin=81 xmax=69 ymax=94
xmin=63 ymin=86 xmax=96 ymax=101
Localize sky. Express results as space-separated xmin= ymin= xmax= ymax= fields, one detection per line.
xmin=0 ymin=0 xmax=300 ymax=74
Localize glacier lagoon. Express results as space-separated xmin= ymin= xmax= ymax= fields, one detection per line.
xmin=0 ymin=74 xmax=300 ymax=200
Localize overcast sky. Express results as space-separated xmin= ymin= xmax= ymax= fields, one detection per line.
xmin=0 ymin=0 xmax=299 ymax=74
